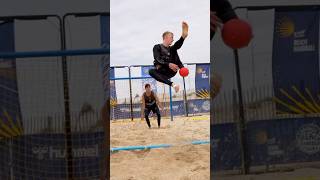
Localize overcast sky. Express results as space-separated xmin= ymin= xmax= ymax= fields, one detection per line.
xmin=110 ymin=0 xmax=210 ymax=66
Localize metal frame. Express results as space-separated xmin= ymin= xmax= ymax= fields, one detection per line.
xmin=0 ymin=48 xmax=109 ymax=58
xmin=0 ymin=15 xmax=61 ymax=180
xmin=110 ymin=63 xmax=211 ymax=122
xmin=231 ymin=4 xmax=320 ymax=174
xmin=0 ymin=13 xmax=110 ymax=180
xmin=62 ymin=12 xmax=109 ymax=180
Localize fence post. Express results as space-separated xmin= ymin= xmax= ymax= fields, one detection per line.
xmin=234 ymin=49 xmax=250 ymax=174
xmin=183 ymin=77 xmax=189 ymax=117
xmin=61 ymin=14 xmax=74 ymax=179
xmin=128 ymin=66 xmax=134 ymax=121
xmin=232 ymin=89 xmax=238 ymax=120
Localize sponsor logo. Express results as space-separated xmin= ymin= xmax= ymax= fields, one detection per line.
xmin=296 ymin=123 xmax=320 ymax=154
xmin=32 ymin=145 xmax=99 ymax=160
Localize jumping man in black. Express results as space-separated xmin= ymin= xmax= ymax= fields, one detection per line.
xmin=149 ymin=21 xmax=189 ymax=93
xmin=141 ymin=84 xmax=162 ymax=128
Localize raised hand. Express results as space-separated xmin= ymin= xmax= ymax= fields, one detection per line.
xmin=182 ymin=21 xmax=189 ymax=38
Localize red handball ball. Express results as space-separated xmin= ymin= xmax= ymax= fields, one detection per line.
xmin=221 ymin=18 xmax=253 ymax=49
xmin=179 ymin=67 xmax=189 ymax=77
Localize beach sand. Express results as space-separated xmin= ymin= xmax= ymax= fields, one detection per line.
xmin=110 ymin=115 xmax=210 ymax=180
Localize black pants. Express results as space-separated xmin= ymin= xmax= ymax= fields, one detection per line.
xmin=144 ymin=105 xmax=161 ymax=128
xmin=149 ymin=67 xmax=177 ymax=86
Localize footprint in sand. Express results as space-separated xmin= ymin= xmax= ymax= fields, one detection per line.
xmin=174 ymin=151 xmax=197 ymax=163
xmin=191 ymin=165 xmax=207 ymax=172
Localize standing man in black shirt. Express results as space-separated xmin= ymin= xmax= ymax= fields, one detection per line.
xmin=149 ymin=21 xmax=189 ymax=93
xmin=141 ymin=83 xmax=162 ymax=128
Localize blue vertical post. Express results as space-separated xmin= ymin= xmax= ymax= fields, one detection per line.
xmin=169 ymin=81 xmax=173 ymax=121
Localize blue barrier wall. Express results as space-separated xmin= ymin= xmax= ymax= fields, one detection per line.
xmin=248 ymin=117 xmax=320 ymax=166
xmin=211 ymin=122 xmax=241 ymax=171
xmin=111 ymin=99 xmax=210 ymax=120
xmin=211 ymin=117 xmax=320 ymax=171
xmin=0 ymin=132 xmax=105 ymax=179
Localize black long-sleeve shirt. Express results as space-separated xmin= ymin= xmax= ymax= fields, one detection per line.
xmin=153 ymin=36 xmax=185 ymax=69
xmin=211 ymin=0 xmax=237 ymax=39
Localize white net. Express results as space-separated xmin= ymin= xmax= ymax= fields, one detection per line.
xmin=0 ymin=15 xmax=109 ymax=179
xmin=110 ymin=64 xmax=211 ymax=122
xmin=110 ymin=66 xmax=172 ymax=121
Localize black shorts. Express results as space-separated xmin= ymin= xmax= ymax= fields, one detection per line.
xmin=158 ymin=66 xmax=177 ymax=79
xmin=144 ymin=105 xmax=160 ymax=116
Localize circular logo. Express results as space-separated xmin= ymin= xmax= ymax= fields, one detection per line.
xmin=196 ymin=67 xmax=203 ymax=74
xmin=296 ymin=123 xmax=320 ymax=154
xmin=276 ymin=17 xmax=295 ymax=38
xmin=202 ymin=100 xmax=210 ymax=111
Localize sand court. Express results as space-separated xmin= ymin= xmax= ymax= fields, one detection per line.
xmin=110 ymin=115 xmax=210 ymax=180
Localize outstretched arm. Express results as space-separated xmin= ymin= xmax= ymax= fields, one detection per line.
xmin=172 ymin=21 xmax=188 ymax=50
xmin=176 ymin=58 xmax=184 ymax=69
